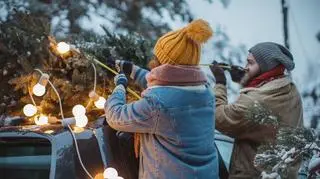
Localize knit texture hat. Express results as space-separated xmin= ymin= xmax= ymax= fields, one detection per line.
xmin=154 ymin=19 xmax=213 ymax=65
xmin=249 ymin=42 xmax=295 ymax=73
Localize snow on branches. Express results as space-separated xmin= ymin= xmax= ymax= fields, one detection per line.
xmin=0 ymin=10 xmax=152 ymax=126
xmin=246 ymin=101 xmax=320 ymax=178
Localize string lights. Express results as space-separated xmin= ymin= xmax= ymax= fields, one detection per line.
xmin=94 ymin=96 xmax=107 ymax=109
xmin=103 ymin=167 xmax=123 ymax=179
xmin=89 ymin=91 xmax=106 ymax=109
xmin=34 ymin=66 xmax=94 ymax=178
xmin=56 ymin=42 xmax=70 ymax=54
xmin=72 ymin=104 xmax=86 ymax=116
xmin=24 ymin=69 xmax=60 ymax=126
xmin=21 ymin=41 xmax=127 ymax=179
xmin=103 ymin=167 xmax=118 ymax=178
xmin=34 ymin=115 xmax=49 ymax=126
xmin=23 ymin=104 xmax=37 ymax=117
xmin=32 ymin=73 xmax=49 ymax=96
xmin=88 ymin=63 xmax=107 ymax=109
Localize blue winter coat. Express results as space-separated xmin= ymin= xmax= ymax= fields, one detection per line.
xmin=104 ymin=66 xmax=219 ymax=179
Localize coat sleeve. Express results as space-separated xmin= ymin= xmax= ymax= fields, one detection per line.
xmin=104 ymin=85 xmax=158 ymax=133
xmin=130 ymin=65 xmax=149 ymax=89
xmin=215 ymin=84 xmax=269 ymax=141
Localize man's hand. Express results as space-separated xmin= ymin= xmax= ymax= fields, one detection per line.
xmin=210 ymin=61 xmax=226 ymax=85
xmin=230 ymin=65 xmax=246 ymax=83
xmin=114 ymin=73 xmax=128 ymax=88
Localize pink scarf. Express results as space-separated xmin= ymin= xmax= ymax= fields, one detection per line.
xmin=145 ymin=64 xmax=207 ymax=87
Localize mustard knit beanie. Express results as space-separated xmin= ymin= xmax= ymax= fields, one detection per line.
xmin=154 ymin=19 xmax=213 ymax=65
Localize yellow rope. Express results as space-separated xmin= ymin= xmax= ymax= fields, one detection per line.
xmin=93 ymin=58 xmax=142 ymax=100
xmin=199 ymin=64 xmax=232 ymax=70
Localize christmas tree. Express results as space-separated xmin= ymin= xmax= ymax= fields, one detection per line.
xmin=0 ymin=10 xmax=152 ymax=127
xmin=0 ymin=9 xmax=153 ymax=179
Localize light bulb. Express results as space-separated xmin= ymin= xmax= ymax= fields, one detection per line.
xmin=103 ymin=167 xmax=118 ymax=179
xmin=116 ymin=177 xmax=124 ymax=179
xmin=44 ymin=130 xmax=54 ymax=134
xmin=33 ymin=83 xmax=46 ymax=96
xmin=94 ymin=173 xmax=104 ymax=179
xmin=32 ymin=73 xmax=49 ymax=97
xmin=72 ymin=104 xmax=86 ymax=116
xmin=75 ymin=115 xmax=88 ymax=128
xmin=94 ymin=97 xmax=106 ymax=109
xmin=23 ymin=104 xmax=37 ymax=117
xmin=57 ymin=42 xmax=70 ymax=54
xmin=35 ymin=115 xmax=48 ymax=125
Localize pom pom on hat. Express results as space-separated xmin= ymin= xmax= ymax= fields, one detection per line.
xmin=154 ymin=19 xmax=213 ymax=65
xmin=185 ymin=19 xmax=213 ymax=44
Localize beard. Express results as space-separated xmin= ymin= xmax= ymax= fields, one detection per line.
xmin=239 ymin=73 xmax=252 ymax=88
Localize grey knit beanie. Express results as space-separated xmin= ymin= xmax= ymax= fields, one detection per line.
xmin=249 ymin=42 xmax=295 ymax=73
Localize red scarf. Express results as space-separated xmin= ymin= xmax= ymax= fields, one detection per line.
xmin=245 ymin=65 xmax=285 ymax=88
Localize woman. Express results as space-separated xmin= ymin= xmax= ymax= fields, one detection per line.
xmin=105 ymin=19 xmax=218 ymax=179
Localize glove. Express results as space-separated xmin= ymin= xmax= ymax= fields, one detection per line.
xmin=116 ymin=60 xmax=133 ymax=77
xmin=230 ymin=65 xmax=246 ymax=83
xmin=114 ymin=73 xmax=128 ymax=88
xmin=106 ymin=57 xmax=116 ymax=69
xmin=106 ymin=59 xmax=134 ymax=77
xmin=209 ymin=61 xmax=226 ymax=85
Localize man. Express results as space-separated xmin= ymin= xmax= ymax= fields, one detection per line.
xmin=105 ymin=19 xmax=218 ymax=179
xmin=210 ymin=42 xmax=303 ymax=178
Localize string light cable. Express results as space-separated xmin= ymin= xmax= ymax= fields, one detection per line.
xmin=92 ymin=63 xmax=97 ymax=92
xmin=28 ymin=82 xmax=37 ymax=107
xmin=34 ymin=68 xmax=94 ymax=179
xmin=34 ymin=69 xmax=64 ymax=120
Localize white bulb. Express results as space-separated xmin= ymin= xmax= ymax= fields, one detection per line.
xmin=103 ymin=168 xmax=118 ymax=179
xmin=116 ymin=177 xmax=124 ymax=179
xmin=33 ymin=83 xmax=46 ymax=96
xmin=75 ymin=115 xmax=88 ymax=128
xmin=23 ymin=104 xmax=37 ymax=117
xmin=35 ymin=115 xmax=48 ymax=125
xmin=94 ymin=97 xmax=106 ymax=109
xmin=57 ymin=42 xmax=70 ymax=54
xmin=72 ymin=104 xmax=86 ymax=116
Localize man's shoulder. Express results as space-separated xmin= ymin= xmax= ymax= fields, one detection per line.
xmin=241 ymin=76 xmax=294 ymax=93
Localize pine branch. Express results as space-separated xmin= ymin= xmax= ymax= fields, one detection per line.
xmin=1 ymin=10 xmax=149 ymax=126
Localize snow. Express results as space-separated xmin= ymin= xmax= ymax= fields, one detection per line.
xmin=261 ymin=171 xmax=281 ymax=179
xmin=308 ymin=156 xmax=320 ymax=171
xmin=305 ymin=143 xmax=320 ymax=151
xmin=284 ymin=157 xmax=295 ymax=164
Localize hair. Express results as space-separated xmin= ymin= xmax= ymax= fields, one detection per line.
xmin=148 ymin=55 xmax=161 ymax=70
